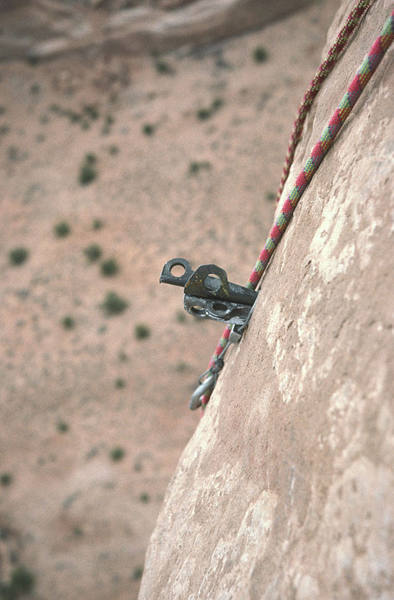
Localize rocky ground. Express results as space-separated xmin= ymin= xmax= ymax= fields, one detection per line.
xmin=0 ymin=1 xmax=339 ymax=598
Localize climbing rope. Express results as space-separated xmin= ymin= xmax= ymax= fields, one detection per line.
xmin=201 ymin=9 xmax=394 ymax=409
xmin=276 ymin=0 xmax=375 ymax=203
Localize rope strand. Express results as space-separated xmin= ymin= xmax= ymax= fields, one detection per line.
xmin=201 ymin=9 xmax=394 ymax=409
xmin=276 ymin=0 xmax=375 ymax=203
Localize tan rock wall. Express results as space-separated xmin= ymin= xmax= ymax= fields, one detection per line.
xmin=139 ymin=1 xmax=394 ymax=598
xmin=0 ymin=0 xmax=311 ymax=60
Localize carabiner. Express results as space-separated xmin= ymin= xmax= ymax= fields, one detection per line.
xmin=190 ymin=373 xmax=216 ymax=410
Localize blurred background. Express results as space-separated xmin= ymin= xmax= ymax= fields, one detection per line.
xmin=0 ymin=1 xmax=340 ymax=598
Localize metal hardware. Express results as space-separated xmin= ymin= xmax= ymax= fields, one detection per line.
xmin=228 ymin=328 xmax=242 ymax=343
xmin=184 ymin=295 xmax=251 ymax=325
xmin=160 ymin=258 xmax=193 ymax=288
xmin=160 ymin=258 xmax=258 ymax=409
xmin=189 ymin=326 xmax=243 ymax=410
xmin=160 ymin=258 xmax=257 ymax=325
xmin=190 ymin=373 xmax=216 ymax=410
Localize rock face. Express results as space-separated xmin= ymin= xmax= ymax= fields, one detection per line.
xmin=139 ymin=1 xmax=394 ymax=598
xmin=0 ymin=0 xmax=311 ymax=60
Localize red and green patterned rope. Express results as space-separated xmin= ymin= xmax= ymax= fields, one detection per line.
xmin=201 ymin=9 xmax=394 ymax=409
xmin=276 ymin=0 xmax=376 ymax=203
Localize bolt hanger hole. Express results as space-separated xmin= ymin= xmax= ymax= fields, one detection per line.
xmin=170 ymin=263 xmax=186 ymax=278
xmin=212 ymin=302 xmax=228 ymax=313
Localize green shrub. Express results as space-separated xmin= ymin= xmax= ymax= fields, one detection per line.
xmin=110 ymin=446 xmax=125 ymax=462
xmin=196 ymin=97 xmax=224 ymax=121
xmin=253 ymin=46 xmax=269 ymax=63
xmin=134 ymin=323 xmax=151 ymax=340
xmin=30 ymin=83 xmax=40 ymax=95
xmin=0 ymin=565 xmax=35 ymax=598
xmin=212 ymin=97 xmax=224 ymax=111
xmin=9 ymin=566 xmax=35 ymax=596
xmin=49 ymin=104 xmax=60 ymax=114
xmin=79 ymin=164 xmax=97 ymax=187
xmin=66 ymin=110 xmax=81 ymax=124
xmin=57 ymin=420 xmax=69 ymax=433
xmin=49 ymin=104 xmax=89 ymax=127
xmin=101 ymin=258 xmax=119 ymax=277
xmin=139 ymin=492 xmax=150 ymax=503
xmin=265 ymin=191 xmax=276 ymax=201
xmin=85 ymin=153 xmax=97 ymax=164
xmin=108 ymin=145 xmax=119 ymax=155
xmin=83 ymin=104 xmax=99 ymax=120
xmin=132 ymin=566 xmax=144 ymax=580
xmin=0 ymin=473 xmax=13 ymax=486
xmin=188 ymin=161 xmax=211 ymax=175
xmin=84 ymin=244 xmax=102 ymax=262
xmin=196 ymin=108 xmax=211 ymax=121
xmin=7 ymin=146 xmax=22 ymax=161
xmin=102 ymin=114 xmax=114 ymax=135
xmin=100 ymin=292 xmax=129 ymax=316
xmin=54 ymin=221 xmax=71 ymax=237
xmin=9 ymin=247 xmax=29 ymax=266
xmin=79 ymin=153 xmax=98 ymax=186
xmin=155 ymin=59 xmax=174 ymax=75
xmin=115 ymin=378 xmax=126 ymax=389
xmin=61 ymin=316 xmax=75 ymax=330
xmin=92 ymin=218 xmax=104 ymax=230
xmin=142 ymin=123 xmax=155 ymax=136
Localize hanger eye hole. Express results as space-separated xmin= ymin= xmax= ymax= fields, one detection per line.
xmin=170 ymin=263 xmax=186 ymax=278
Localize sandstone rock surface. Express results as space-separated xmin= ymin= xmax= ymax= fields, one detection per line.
xmin=0 ymin=0 xmax=311 ymax=60
xmin=139 ymin=1 xmax=394 ymax=598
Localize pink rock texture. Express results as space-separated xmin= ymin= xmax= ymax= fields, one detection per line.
xmin=139 ymin=1 xmax=394 ymax=598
